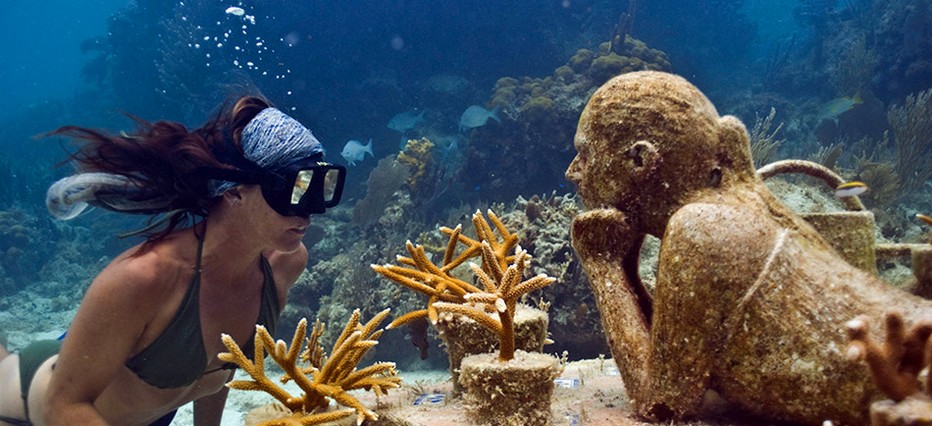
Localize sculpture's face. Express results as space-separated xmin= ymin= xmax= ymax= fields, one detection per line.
xmin=566 ymin=129 xmax=646 ymax=211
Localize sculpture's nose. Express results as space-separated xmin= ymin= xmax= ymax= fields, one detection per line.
xmin=566 ymin=157 xmax=582 ymax=185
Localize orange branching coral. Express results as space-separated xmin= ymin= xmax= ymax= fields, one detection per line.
xmin=218 ymin=309 xmax=401 ymax=426
xmin=433 ymin=242 xmax=556 ymax=361
xmin=370 ymin=209 xmax=518 ymax=328
xmin=845 ymin=311 xmax=932 ymax=402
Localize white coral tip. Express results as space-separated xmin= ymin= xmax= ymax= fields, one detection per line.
xmin=495 ymin=298 xmax=506 ymax=312
xmin=845 ymin=318 xmax=865 ymax=331
xmin=846 ymin=344 xmax=863 ymax=361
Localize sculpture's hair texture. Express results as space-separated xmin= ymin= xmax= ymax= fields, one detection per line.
xmin=46 ymin=96 xmax=271 ymax=248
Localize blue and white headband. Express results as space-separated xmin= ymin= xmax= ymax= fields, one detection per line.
xmin=209 ymin=107 xmax=324 ymax=195
xmin=46 ymin=107 xmax=325 ymax=219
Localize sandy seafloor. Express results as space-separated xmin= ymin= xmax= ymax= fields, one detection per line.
xmin=171 ymin=358 xmax=644 ymax=426
xmin=170 ymin=358 xmax=781 ymax=426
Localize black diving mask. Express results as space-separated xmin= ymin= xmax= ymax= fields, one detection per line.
xmin=197 ymin=158 xmax=346 ymax=217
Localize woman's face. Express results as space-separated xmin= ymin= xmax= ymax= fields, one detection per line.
xmin=238 ymin=185 xmax=309 ymax=253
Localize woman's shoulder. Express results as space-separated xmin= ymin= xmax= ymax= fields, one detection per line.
xmin=93 ymin=242 xmax=187 ymax=299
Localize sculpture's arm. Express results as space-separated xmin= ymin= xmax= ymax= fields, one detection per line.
xmin=570 ymin=208 xmax=652 ymax=406
xmin=646 ymin=202 xmax=778 ymax=419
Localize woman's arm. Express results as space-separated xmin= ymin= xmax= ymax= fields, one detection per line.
xmin=43 ymin=253 xmax=164 ymax=425
xmin=193 ymin=372 xmax=233 ymax=426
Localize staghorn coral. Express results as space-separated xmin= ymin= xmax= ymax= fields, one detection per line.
xmin=432 ymin=241 xmax=556 ymax=361
xmin=846 ymin=311 xmax=932 ymax=402
xmin=499 ymin=193 xmax=610 ymax=359
xmin=370 ymin=209 xmax=517 ymax=329
xmin=846 ymin=311 xmax=932 ymax=424
xmin=218 ymin=309 xmax=401 ymax=426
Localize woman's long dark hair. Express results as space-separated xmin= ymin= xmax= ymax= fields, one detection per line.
xmin=48 ymin=96 xmax=271 ymax=249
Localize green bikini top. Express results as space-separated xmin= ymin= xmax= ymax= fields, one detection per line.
xmin=124 ymin=228 xmax=280 ymax=389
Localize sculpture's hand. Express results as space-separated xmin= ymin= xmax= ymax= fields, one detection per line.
xmin=570 ymin=208 xmax=653 ymax=407
xmin=570 ymin=208 xmax=641 ymax=263
xmin=846 ymin=311 xmax=932 ymax=401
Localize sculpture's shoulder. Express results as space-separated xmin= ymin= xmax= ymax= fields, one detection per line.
xmin=662 ymin=201 xmax=781 ymax=270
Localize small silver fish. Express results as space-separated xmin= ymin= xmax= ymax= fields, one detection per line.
xmin=387 ymin=110 xmax=425 ymax=133
xmin=340 ymin=138 xmax=373 ymax=166
xmin=458 ymin=105 xmax=500 ymax=132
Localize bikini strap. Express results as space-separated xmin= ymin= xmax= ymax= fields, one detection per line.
xmin=193 ymin=222 xmax=206 ymax=273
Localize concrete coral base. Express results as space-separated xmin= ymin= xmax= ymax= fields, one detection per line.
xmin=244 ymin=403 xmax=356 ymax=426
xmin=870 ymin=397 xmax=932 ymax=425
xmin=911 ymin=246 xmax=932 ymax=299
xmin=800 ymin=211 xmax=878 ymax=274
xmin=458 ymin=350 xmax=561 ymax=426
xmin=435 ymin=303 xmax=548 ymax=394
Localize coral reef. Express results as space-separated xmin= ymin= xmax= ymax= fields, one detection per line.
xmin=567 ymin=71 xmax=932 ymax=424
xmin=463 ymin=37 xmax=670 ymax=201
xmin=351 ymin=157 xmax=411 ymax=228
xmin=219 ymin=309 xmax=401 ymax=426
xmin=0 ymin=208 xmax=59 ymax=295
xmin=393 ymin=137 xmax=434 ymax=193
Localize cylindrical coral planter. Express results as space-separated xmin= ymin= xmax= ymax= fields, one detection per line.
xmin=911 ymin=245 xmax=932 ymax=299
xmin=459 ymin=350 xmax=561 ymax=426
xmin=801 ymin=211 xmax=878 ymax=275
xmin=435 ymin=303 xmax=548 ymax=393
xmin=244 ymin=403 xmax=356 ymax=426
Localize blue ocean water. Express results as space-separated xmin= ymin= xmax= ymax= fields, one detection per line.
xmin=0 ymin=0 xmax=930 ymax=422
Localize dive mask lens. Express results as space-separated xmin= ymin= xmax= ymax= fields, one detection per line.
xmin=290 ymin=163 xmax=346 ymax=214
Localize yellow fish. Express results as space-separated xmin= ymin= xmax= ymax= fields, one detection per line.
xmin=818 ymin=93 xmax=863 ymax=123
xmin=835 ymin=181 xmax=868 ymax=198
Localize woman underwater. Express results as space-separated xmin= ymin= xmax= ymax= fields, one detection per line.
xmin=0 ymin=96 xmax=345 ymax=425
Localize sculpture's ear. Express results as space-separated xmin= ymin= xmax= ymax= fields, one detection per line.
xmin=717 ymin=115 xmax=755 ymax=172
xmin=626 ymin=140 xmax=661 ymax=174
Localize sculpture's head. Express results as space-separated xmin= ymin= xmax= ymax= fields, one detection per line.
xmin=566 ymin=71 xmax=756 ymax=234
